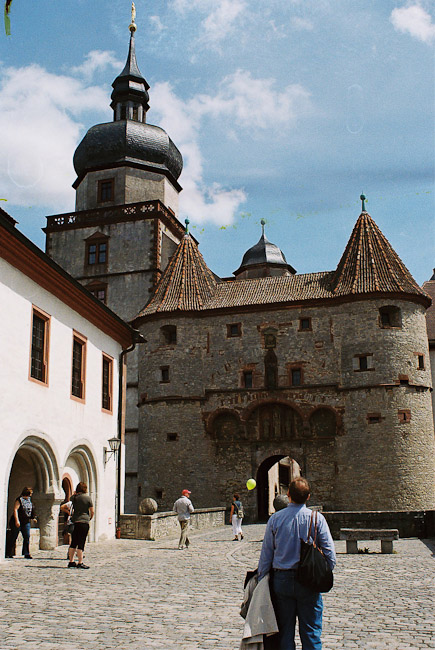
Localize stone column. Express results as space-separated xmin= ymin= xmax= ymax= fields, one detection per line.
xmin=33 ymin=494 xmax=62 ymax=550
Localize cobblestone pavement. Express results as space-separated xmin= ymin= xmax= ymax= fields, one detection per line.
xmin=0 ymin=525 xmax=434 ymax=650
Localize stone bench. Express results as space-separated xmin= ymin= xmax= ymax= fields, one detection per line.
xmin=340 ymin=528 xmax=399 ymax=554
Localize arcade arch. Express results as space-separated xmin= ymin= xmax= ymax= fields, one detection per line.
xmin=7 ymin=436 xmax=61 ymax=551
xmin=63 ymin=444 xmax=98 ymax=542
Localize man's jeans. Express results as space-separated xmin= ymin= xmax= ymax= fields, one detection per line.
xmin=178 ymin=520 xmax=190 ymax=548
xmin=271 ymin=570 xmax=323 ymax=650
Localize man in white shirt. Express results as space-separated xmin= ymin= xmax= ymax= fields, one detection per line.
xmin=173 ymin=489 xmax=194 ymax=549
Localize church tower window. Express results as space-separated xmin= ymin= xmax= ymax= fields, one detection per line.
xmin=97 ymin=179 xmax=114 ymax=203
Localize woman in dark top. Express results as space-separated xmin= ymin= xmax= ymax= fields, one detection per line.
xmin=6 ymin=486 xmax=36 ymax=559
xmin=67 ymin=482 xmax=94 ymax=570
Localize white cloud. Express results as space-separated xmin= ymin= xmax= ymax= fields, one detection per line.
xmin=0 ymin=58 xmax=310 ymax=227
xmin=170 ymin=0 xmax=247 ymax=46
xmin=201 ymin=0 xmax=247 ymax=45
xmin=189 ymin=70 xmax=312 ymax=129
xmin=0 ymin=64 xmax=108 ymax=210
xmin=151 ymin=71 xmax=311 ymax=224
xmin=149 ymin=15 xmax=166 ymax=34
xmin=291 ymin=17 xmax=314 ymax=31
xmin=390 ymin=3 xmax=435 ymax=43
xmin=71 ymin=50 xmax=123 ymax=81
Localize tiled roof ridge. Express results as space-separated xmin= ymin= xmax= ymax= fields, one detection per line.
xmin=332 ymin=211 xmax=425 ymax=297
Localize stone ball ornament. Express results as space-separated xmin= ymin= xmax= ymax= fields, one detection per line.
xmin=139 ymin=498 xmax=158 ymax=515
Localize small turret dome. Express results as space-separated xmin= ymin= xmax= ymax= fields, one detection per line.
xmin=234 ymin=220 xmax=296 ymax=279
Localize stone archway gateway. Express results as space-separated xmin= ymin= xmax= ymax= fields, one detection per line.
xmin=256 ymin=455 xmax=301 ymax=521
xmin=7 ymin=435 xmax=62 ymax=551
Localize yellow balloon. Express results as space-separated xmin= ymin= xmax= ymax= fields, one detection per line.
xmin=246 ymin=478 xmax=256 ymax=490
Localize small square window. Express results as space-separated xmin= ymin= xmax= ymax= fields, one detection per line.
xmin=98 ymin=179 xmax=114 ymax=203
xmin=243 ymin=371 xmax=253 ymax=388
xmin=359 ymin=356 xmax=368 ymax=371
xmin=299 ymin=318 xmax=312 ymax=331
xmin=418 ymin=355 xmax=425 ymax=370
xmin=86 ymin=239 xmax=108 ymax=267
xmin=227 ymin=323 xmax=241 ymax=338
xmin=167 ymin=433 xmax=179 ymax=442
xmin=398 ymin=409 xmax=411 ymax=423
xmin=160 ymin=366 xmax=170 ymax=383
xmin=367 ymin=413 xmax=382 ymax=424
xmin=291 ymin=368 xmax=302 ymax=386
xmin=155 ymin=489 xmax=164 ymax=499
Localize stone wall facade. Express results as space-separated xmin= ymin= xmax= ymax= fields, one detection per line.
xmin=136 ymin=298 xmax=435 ymax=519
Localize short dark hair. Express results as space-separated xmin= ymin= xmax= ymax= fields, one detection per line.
xmin=21 ymin=487 xmax=33 ymax=497
xmin=233 ymin=493 xmax=239 ymax=500
xmin=288 ymin=478 xmax=310 ymax=504
xmin=76 ymin=482 xmax=87 ymax=494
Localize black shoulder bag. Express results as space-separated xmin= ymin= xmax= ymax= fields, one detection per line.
xmin=296 ymin=510 xmax=333 ymax=593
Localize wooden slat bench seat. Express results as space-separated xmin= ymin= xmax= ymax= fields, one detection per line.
xmin=340 ymin=528 xmax=399 ymax=554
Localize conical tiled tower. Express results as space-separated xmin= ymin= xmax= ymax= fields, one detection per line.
xmin=136 ymin=221 xmax=217 ymax=317
xmin=331 ymin=200 xmax=429 ymax=303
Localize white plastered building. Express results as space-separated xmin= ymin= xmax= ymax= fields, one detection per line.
xmin=0 ymin=208 xmax=137 ymax=561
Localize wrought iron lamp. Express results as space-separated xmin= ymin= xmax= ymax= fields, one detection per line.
xmin=104 ymin=436 xmax=121 ymax=465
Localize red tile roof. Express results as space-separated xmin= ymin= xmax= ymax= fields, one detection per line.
xmin=136 ymin=212 xmax=430 ymax=320
xmin=139 ymin=234 xmax=217 ymax=315
xmin=331 ymin=212 xmax=426 ymax=297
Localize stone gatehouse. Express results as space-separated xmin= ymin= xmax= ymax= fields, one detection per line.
xmin=133 ymin=218 xmax=435 ymax=520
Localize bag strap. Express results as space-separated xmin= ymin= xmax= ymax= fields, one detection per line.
xmin=306 ymin=510 xmax=318 ymax=544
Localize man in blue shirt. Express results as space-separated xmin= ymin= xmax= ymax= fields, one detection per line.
xmin=257 ymin=478 xmax=336 ymax=650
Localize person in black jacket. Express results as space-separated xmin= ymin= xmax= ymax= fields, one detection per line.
xmin=6 ymin=487 xmax=36 ymax=559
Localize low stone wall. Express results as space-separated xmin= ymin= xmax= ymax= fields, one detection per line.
xmin=323 ymin=510 xmax=435 ymax=539
xmin=120 ymin=507 xmax=226 ymax=541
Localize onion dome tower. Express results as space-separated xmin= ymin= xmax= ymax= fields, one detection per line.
xmin=72 ymin=10 xmax=183 ymax=215
xmin=234 ymin=219 xmax=296 ymax=280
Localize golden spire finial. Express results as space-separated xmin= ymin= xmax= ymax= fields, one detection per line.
xmin=129 ymin=2 xmax=137 ymax=33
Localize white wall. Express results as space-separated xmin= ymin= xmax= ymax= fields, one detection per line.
xmin=0 ymin=257 xmax=124 ymax=560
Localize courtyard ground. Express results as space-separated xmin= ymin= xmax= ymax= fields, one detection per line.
xmin=0 ymin=524 xmax=434 ymax=649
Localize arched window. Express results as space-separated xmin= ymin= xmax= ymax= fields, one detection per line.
xmin=247 ymin=403 xmax=303 ymax=441
xmin=309 ymin=408 xmax=337 ymax=438
xmin=264 ymin=349 xmax=278 ymax=389
xmin=379 ymin=306 xmax=401 ymax=328
xmin=160 ymin=325 xmax=177 ymax=345
xmin=212 ymin=413 xmax=240 ymax=440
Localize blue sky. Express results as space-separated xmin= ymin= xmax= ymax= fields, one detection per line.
xmin=1 ymin=0 xmax=434 ymax=283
